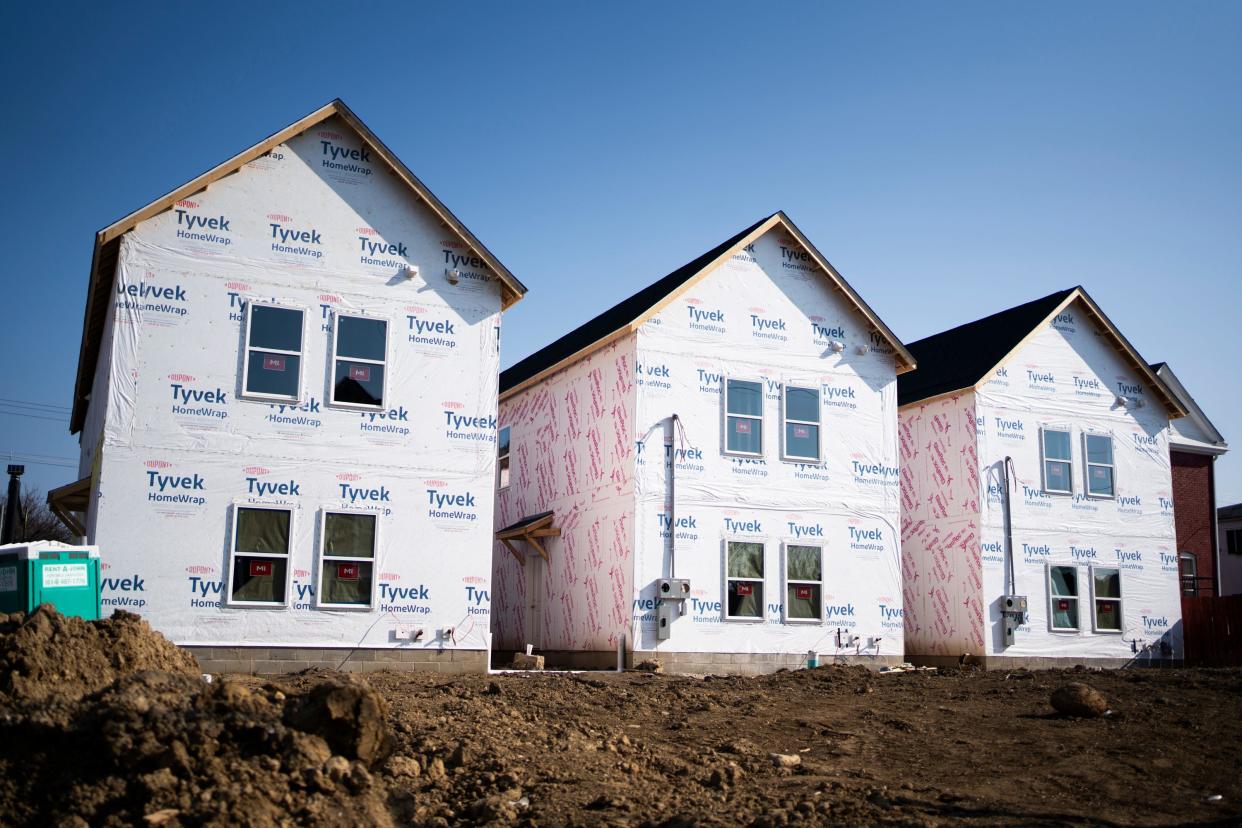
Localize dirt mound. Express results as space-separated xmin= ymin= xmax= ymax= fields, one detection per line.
xmin=0 ymin=605 xmax=201 ymax=702
xmin=0 ymin=670 xmax=397 ymax=827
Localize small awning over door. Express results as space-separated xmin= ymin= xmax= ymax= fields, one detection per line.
xmin=47 ymin=476 xmax=91 ymax=537
xmin=495 ymin=511 xmax=560 ymax=564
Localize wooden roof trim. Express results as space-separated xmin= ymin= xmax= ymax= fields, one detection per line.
xmin=499 ymin=212 xmax=914 ymax=402
xmin=970 ymin=288 xmax=1186 ymax=418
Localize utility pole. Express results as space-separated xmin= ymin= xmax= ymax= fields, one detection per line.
xmin=1 ymin=464 xmax=24 ymax=544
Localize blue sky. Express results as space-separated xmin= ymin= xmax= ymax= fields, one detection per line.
xmin=0 ymin=2 xmax=1239 ymax=504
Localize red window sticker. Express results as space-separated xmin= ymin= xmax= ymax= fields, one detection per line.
xmin=249 ymin=560 xmax=274 ymax=578
xmin=1058 ymin=599 xmax=1070 ymax=611
xmin=1099 ymin=601 xmax=1116 ymax=614
xmin=349 ymin=365 xmax=371 ymax=382
xmin=736 ymin=582 xmax=753 ymax=596
xmin=735 ymin=420 xmax=751 ymax=434
xmin=795 ymin=585 xmax=813 ymax=600
xmin=337 ymin=563 xmax=359 ymax=581
xmin=793 ymin=426 xmax=810 ymax=439
xmin=263 ymin=356 xmax=286 ymax=372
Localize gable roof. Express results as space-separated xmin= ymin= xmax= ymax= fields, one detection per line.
xmin=897 ymin=286 xmax=1186 ymax=417
xmin=500 ymin=211 xmax=915 ymax=399
xmin=1151 ymin=362 xmax=1227 ymax=452
xmin=70 ymin=98 xmax=526 ymax=434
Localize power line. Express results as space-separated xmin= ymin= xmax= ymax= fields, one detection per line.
xmin=0 ymin=408 xmax=68 ymax=423
xmin=0 ymin=397 xmax=71 ymax=412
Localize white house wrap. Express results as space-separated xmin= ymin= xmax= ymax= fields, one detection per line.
xmin=493 ymin=213 xmax=916 ymax=672
xmin=898 ymin=288 xmax=1187 ymax=666
xmin=64 ymin=101 xmax=525 ymax=667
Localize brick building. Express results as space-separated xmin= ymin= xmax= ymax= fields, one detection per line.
xmin=1151 ymin=363 xmax=1228 ymax=597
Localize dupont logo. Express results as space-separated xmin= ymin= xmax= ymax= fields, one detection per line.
xmin=357 ymin=226 xmax=409 ymax=268
xmin=336 ymin=472 xmax=362 ymax=482
xmin=169 ymin=375 xmax=228 ymax=420
xmin=173 ymin=201 xmax=233 ymax=247
xmin=145 ymin=460 xmax=206 ymax=507
xmin=320 ymin=137 xmax=373 ymax=176
xmin=269 ymin=217 xmax=325 ymax=259
xmin=245 ymin=466 xmax=301 ymax=499
xmin=443 ymin=408 xmax=497 ymax=443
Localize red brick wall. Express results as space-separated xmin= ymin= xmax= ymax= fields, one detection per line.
xmin=1171 ymin=451 xmax=1216 ymax=596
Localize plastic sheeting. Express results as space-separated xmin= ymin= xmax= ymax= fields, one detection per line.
xmin=82 ymin=116 xmax=504 ymax=650
xmin=901 ymin=300 xmax=1182 ymax=660
xmin=494 ymin=227 xmax=904 ymax=661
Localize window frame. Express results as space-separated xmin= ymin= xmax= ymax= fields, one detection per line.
xmin=328 ymin=311 xmax=390 ymax=411
xmin=1089 ymin=564 xmax=1123 ymax=633
xmin=497 ymin=425 xmax=511 ymax=491
xmin=226 ymin=502 xmax=295 ymax=609
xmin=782 ymin=542 xmax=824 ymax=624
xmin=723 ymin=539 xmax=766 ymax=622
xmin=315 ymin=507 xmax=381 ymax=610
xmin=1082 ymin=431 xmax=1117 ymax=500
xmin=780 ymin=384 xmax=822 ymax=463
xmin=1179 ymin=552 xmax=1198 ymax=596
xmin=722 ymin=377 xmax=764 ymax=458
xmin=1046 ymin=563 xmax=1080 ymax=632
xmin=1227 ymin=529 xmax=1242 ymax=556
xmin=240 ymin=301 xmax=307 ymax=403
xmin=1040 ymin=426 xmax=1074 ymax=495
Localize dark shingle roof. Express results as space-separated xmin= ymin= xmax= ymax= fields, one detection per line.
xmin=499 ymin=215 xmax=774 ymax=394
xmin=897 ymin=288 xmax=1077 ymax=407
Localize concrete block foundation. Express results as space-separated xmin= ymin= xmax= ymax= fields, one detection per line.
xmin=183 ymin=646 xmax=488 ymax=675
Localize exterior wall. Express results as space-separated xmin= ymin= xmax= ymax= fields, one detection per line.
xmin=898 ymin=392 xmax=984 ymax=658
xmin=187 ymin=645 xmax=486 ymax=675
xmin=974 ymin=299 xmax=1180 ymax=661
xmin=492 ymin=338 xmax=636 ymax=654
xmin=630 ymin=227 xmax=902 ymax=664
xmin=1220 ymin=513 xmax=1242 ymax=596
xmin=1170 ymin=451 xmax=1216 ymax=596
xmin=86 ymin=116 xmax=504 ymax=657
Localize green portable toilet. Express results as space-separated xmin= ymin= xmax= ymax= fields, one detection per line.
xmin=0 ymin=542 xmax=102 ymax=620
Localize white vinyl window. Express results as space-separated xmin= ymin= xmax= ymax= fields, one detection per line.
xmin=317 ymin=510 xmax=378 ymax=609
xmin=1084 ymin=433 xmax=1116 ymax=498
xmin=724 ymin=378 xmax=763 ymax=456
xmin=1040 ymin=427 xmax=1073 ymax=495
xmin=228 ymin=504 xmax=293 ymax=607
xmin=242 ymin=303 xmax=305 ymax=402
xmin=497 ymin=426 xmax=511 ymax=490
xmin=1048 ymin=564 xmax=1079 ymax=631
xmin=782 ymin=385 xmax=821 ymax=462
xmin=725 ymin=540 xmax=764 ymax=620
xmin=784 ymin=544 xmax=823 ymax=622
xmin=331 ymin=313 xmax=388 ymax=409
xmin=1090 ymin=565 xmax=1122 ymax=632
xmin=1179 ymin=553 xmax=1198 ymax=595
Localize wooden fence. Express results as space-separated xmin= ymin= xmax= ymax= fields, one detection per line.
xmin=1182 ymin=595 xmax=1242 ymax=667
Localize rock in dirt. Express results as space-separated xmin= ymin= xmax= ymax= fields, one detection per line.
xmin=512 ymin=652 xmax=545 ymax=670
xmin=770 ymin=753 xmax=802 ymax=768
xmin=0 ymin=605 xmax=200 ymax=702
xmin=1051 ymin=682 xmax=1109 ymax=717
xmin=283 ymin=676 xmax=395 ymax=767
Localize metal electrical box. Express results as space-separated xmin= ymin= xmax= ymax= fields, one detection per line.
xmin=0 ymin=543 xmax=102 ymax=620
xmin=656 ymin=578 xmax=690 ymax=640
xmin=1000 ymin=594 xmax=1028 ymax=648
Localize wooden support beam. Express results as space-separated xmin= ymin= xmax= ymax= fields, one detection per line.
xmin=500 ymin=538 xmax=525 ymax=565
xmin=528 ymin=536 xmax=549 ymax=563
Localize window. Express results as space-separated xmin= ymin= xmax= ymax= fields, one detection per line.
xmin=724 ymin=379 xmax=763 ymax=456
xmin=318 ymin=511 xmax=378 ymax=608
xmin=242 ymin=303 xmax=304 ymax=401
xmin=1048 ymin=565 xmax=1079 ymax=631
xmin=784 ymin=544 xmax=822 ymax=622
xmin=725 ymin=541 xmax=764 ymax=619
xmin=229 ymin=505 xmax=292 ymax=606
xmin=782 ymin=386 xmax=821 ymax=462
xmin=1226 ymin=529 xmax=1242 ymax=556
xmin=331 ymin=313 xmax=388 ymax=408
xmin=497 ymin=426 xmax=511 ymax=490
xmin=1084 ymin=433 xmax=1115 ymax=498
xmin=1040 ymin=428 xmax=1073 ymax=494
xmin=1179 ymin=553 xmax=1198 ymax=595
xmin=1090 ymin=566 xmax=1122 ymax=632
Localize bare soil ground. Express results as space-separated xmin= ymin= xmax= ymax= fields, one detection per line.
xmin=1 ymin=608 xmax=1239 ymax=826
